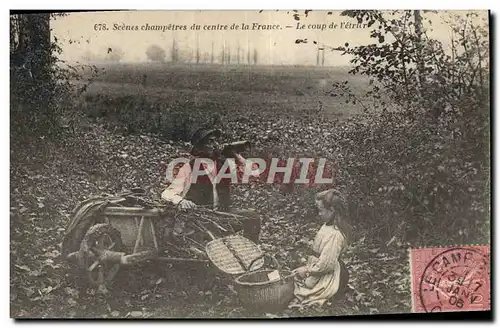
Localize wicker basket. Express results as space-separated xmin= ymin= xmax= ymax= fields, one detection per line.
xmin=205 ymin=235 xmax=265 ymax=275
xmin=206 ymin=235 xmax=296 ymax=312
xmin=234 ymin=269 xmax=296 ymax=312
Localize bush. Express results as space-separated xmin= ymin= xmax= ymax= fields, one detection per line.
xmin=331 ymin=106 xmax=489 ymax=246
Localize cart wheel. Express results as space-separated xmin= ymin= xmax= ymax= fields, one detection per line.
xmin=78 ymin=223 xmax=124 ymax=294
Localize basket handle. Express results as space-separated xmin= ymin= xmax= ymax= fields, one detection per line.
xmin=247 ymin=254 xmax=265 ymax=271
xmin=247 ymin=253 xmax=281 ymax=272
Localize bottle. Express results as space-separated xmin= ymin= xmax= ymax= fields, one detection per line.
xmin=221 ymin=140 xmax=251 ymax=157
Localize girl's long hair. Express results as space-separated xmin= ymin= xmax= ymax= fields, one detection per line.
xmin=315 ymin=188 xmax=353 ymax=244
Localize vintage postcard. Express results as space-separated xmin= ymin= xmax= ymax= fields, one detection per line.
xmin=10 ymin=9 xmax=491 ymax=319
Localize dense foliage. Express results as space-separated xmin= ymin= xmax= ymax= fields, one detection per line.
xmin=332 ymin=10 xmax=490 ymax=246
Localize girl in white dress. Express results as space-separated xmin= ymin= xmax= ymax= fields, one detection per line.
xmin=289 ymin=189 xmax=352 ymax=309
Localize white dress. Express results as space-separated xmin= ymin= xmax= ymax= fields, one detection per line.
xmin=291 ymin=223 xmax=347 ymax=308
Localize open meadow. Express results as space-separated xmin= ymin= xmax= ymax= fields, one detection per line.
xmin=76 ymin=62 xmax=371 ymax=119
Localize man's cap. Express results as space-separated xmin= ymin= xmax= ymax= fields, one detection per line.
xmin=190 ymin=128 xmax=222 ymax=147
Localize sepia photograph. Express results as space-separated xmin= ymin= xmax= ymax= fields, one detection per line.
xmin=10 ymin=9 xmax=491 ymax=319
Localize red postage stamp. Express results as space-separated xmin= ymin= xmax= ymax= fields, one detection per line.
xmin=410 ymin=245 xmax=490 ymax=313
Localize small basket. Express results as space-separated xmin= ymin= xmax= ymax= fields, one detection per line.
xmin=234 ymin=269 xmax=296 ymax=312
xmin=205 ymin=234 xmax=296 ymax=312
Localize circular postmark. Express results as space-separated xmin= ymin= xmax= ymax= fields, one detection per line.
xmin=419 ymin=247 xmax=490 ymax=312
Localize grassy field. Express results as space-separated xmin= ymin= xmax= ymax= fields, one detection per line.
xmin=77 ymin=62 xmax=372 ymax=120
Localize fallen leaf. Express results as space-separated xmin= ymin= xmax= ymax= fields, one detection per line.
xmin=15 ymin=264 xmax=31 ymax=272
xmin=265 ymin=313 xmax=279 ymax=318
xmin=67 ymin=298 xmax=78 ymax=306
xmin=65 ymin=287 xmax=79 ymax=297
xmin=130 ymin=311 xmax=143 ymax=318
xmin=22 ymin=286 xmax=35 ymax=297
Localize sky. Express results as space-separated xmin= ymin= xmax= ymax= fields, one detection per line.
xmin=50 ymin=10 xmax=489 ymax=66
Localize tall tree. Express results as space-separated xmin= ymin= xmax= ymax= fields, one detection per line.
xmin=195 ymin=35 xmax=200 ymax=64
xmin=211 ymin=42 xmax=214 ymax=64
xmin=10 ymin=12 xmax=83 ymax=134
xmin=171 ymin=39 xmax=179 ymax=63
xmin=227 ymin=44 xmax=231 ymax=64
xmin=237 ymin=42 xmax=241 ymax=64
xmin=220 ymin=43 xmax=225 ymax=65
xmin=11 ymin=13 xmax=52 ymax=105
xmin=146 ymin=44 xmax=166 ymax=62
xmin=414 ymin=11 xmax=424 ymax=89
xmin=247 ymin=46 xmax=251 ymax=64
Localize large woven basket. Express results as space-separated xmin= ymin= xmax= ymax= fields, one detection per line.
xmin=205 ymin=235 xmax=265 ymax=275
xmin=233 ymin=269 xmax=296 ymax=312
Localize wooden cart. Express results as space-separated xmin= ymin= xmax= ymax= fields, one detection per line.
xmin=62 ymin=190 xmax=258 ymax=293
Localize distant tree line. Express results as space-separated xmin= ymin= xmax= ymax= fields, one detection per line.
xmin=82 ymin=39 xmax=261 ymax=65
